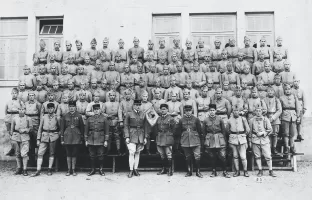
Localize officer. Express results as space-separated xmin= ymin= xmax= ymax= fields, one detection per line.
xmin=60 ymin=101 xmax=84 ymax=176
xmin=32 ymin=102 xmax=60 ymax=177
xmin=124 ymin=99 xmax=149 ymax=178
xmin=249 ymin=105 xmax=276 ymax=177
xmin=264 ymin=86 xmax=282 ymax=154
xmin=226 ymin=105 xmax=250 ymax=177
xmin=152 ymin=103 xmax=175 ymax=176
xmin=202 ymin=104 xmax=230 ymax=178
xmin=99 ymin=37 xmax=113 ymax=72
xmin=85 ymin=104 xmax=109 ymax=176
xmin=10 ymin=104 xmax=33 ymax=176
xmin=176 ymin=105 xmax=203 ymax=178
xmin=128 ymin=37 xmax=145 ymax=64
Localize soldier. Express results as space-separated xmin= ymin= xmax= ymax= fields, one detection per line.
xmin=185 ymin=79 xmax=200 ymax=100
xmin=46 ymin=64 xmax=60 ymax=89
xmin=48 ymin=40 xmax=63 ymax=63
xmin=264 ymin=86 xmax=282 ymax=154
xmin=99 ymin=37 xmax=113 ymax=72
xmin=222 ymin=81 xmax=234 ymax=101
xmin=211 ymin=87 xmax=232 ymax=124
xmin=104 ymin=93 xmax=123 ymax=155
xmin=60 ymin=101 xmax=84 ymax=176
xmin=50 ymin=81 xmax=62 ymax=103
xmin=272 ymin=51 xmax=285 ymax=74
xmin=40 ymin=92 xmax=59 ymax=118
xmin=58 ymin=65 xmax=72 ymax=91
xmin=83 ymin=55 xmax=94 ymax=75
xmin=31 ymin=102 xmax=60 ymax=177
xmin=18 ymin=81 xmax=29 ymax=103
xmin=199 ymin=53 xmax=212 ymax=73
xmin=258 ymin=36 xmax=273 ymax=63
xmin=168 ymin=37 xmax=183 ymax=63
xmin=181 ymin=89 xmax=198 ymax=117
xmin=240 ymin=65 xmax=256 ymax=89
xmin=258 ymin=60 xmax=275 ymax=87
xmin=252 ymin=50 xmax=266 ymax=77
xmin=76 ymin=81 xmax=92 ymax=103
xmin=164 ymin=76 xmax=183 ymax=102
xmin=46 ymin=53 xmax=61 ymax=75
xmin=196 ymin=86 xmax=211 ymax=124
xmin=25 ymin=91 xmax=41 ymax=164
xmin=33 ymin=39 xmax=48 ymax=66
xmin=280 ymin=84 xmax=300 ymax=154
xmin=206 ymin=63 xmax=221 ymax=89
xmin=226 ymin=104 xmax=250 ymax=177
xmin=87 ymin=38 xmax=99 ymax=66
xmin=182 ymin=39 xmax=198 ymax=72
xmin=85 ymin=104 xmax=109 ymax=176
xmin=74 ymin=40 xmax=86 ymax=65
xmin=89 ymin=59 xmax=104 ymax=86
xmin=120 ymin=64 xmax=135 ymax=95
xmin=156 ymin=55 xmax=166 ymax=75
xmin=115 ymin=38 xmax=129 ymax=64
xmin=63 ymin=80 xmax=77 ymax=102
xmin=241 ymin=79 xmax=251 ymax=101
xmin=115 ymin=52 xmax=126 ymax=73
xmin=34 ymin=81 xmax=47 ymax=104
xmin=99 ymin=79 xmax=109 ymax=102
xmin=217 ymin=50 xmax=230 ymax=73
xmin=151 ymin=78 xmax=165 ymax=100
xmin=57 ymin=94 xmax=70 ymax=119
xmin=10 ymin=104 xmax=33 ymax=176
xmin=239 ymin=36 xmax=257 ymax=67
xmin=62 ymin=41 xmax=77 ymax=76
xmin=106 ymin=81 xmax=121 ymax=102
xmin=196 ymin=38 xmax=210 ymax=64
xmin=257 ymin=80 xmax=268 ymax=100
xmin=173 ymin=64 xmax=189 ymax=89
xmin=159 ymin=66 xmax=171 ymax=89
xmin=292 ymin=79 xmax=306 ymax=141
xmin=211 ymin=39 xmax=223 ymax=66
xmin=36 ymin=65 xmax=48 ymax=90
xmin=233 ymin=52 xmax=249 ymax=75
xmin=76 ymin=92 xmax=89 ymax=125
xmin=272 ymin=75 xmax=284 ymax=99
xmin=103 ymin=62 xmax=120 ymax=90
xmin=144 ymin=40 xmax=157 ymax=63
xmin=176 ymin=105 xmax=203 ymax=178
xmin=89 ymin=78 xmax=101 ymax=99
xmin=86 ymin=91 xmax=105 ymax=117
xmin=246 ymin=87 xmax=267 ymax=121
xmin=280 ymin=61 xmax=296 ymax=87
xmin=225 ymin=37 xmax=239 ymax=63
xmin=152 ymin=104 xmax=175 ymax=176
xmin=118 ymin=89 xmax=134 ymax=130
xmin=151 ymin=89 xmax=166 ymax=116
xmin=124 ymin=100 xmax=149 ymax=178
xmin=140 ymin=91 xmax=154 ymax=155
xmin=146 ymin=62 xmax=158 ymax=96
xmin=229 ymin=86 xmax=248 ymax=116
xmin=156 ymin=37 xmax=169 ymax=64
xmin=272 ymin=36 xmax=288 ymax=62
xmin=189 ymin=63 xmax=206 ymax=93
xmin=73 ymin=65 xmax=90 ymax=89
xmin=144 ymin=51 xmax=157 ymax=74
xmin=130 ymin=55 xmax=144 ymax=74
xmin=223 ymin=62 xmax=240 ymax=91
xmin=19 ymin=65 xmax=36 ymax=91
xmin=249 ymin=105 xmax=276 ymax=177
xmin=206 ymin=79 xmax=216 ymax=99
xmin=128 ymin=37 xmax=145 ymax=64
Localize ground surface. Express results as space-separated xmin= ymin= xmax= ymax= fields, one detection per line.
xmin=0 ymin=161 xmax=311 ymax=200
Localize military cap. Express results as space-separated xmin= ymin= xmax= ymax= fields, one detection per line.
xmin=19 ymin=81 xmax=26 ymax=86
xmin=207 ymin=79 xmax=214 ymax=84
xmin=223 ymin=80 xmax=229 ymax=85
xmin=276 ymin=36 xmax=283 ymax=41
xmin=68 ymin=101 xmax=76 ymax=107
xmin=274 ymin=74 xmax=281 ymax=79
xmin=93 ymin=91 xmax=100 ymax=97
xmin=141 ymin=90 xmax=148 ymax=97
xmin=91 ymin=38 xmax=97 ymax=44
xmin=158 ymin=37 xmax=165 ymax=43
xmin=47 ymin=103 xmax=55 ymax=108
xmin=19 ymin=104 xmax=26 ymax=109
xmin=102 ymin=79 xmax=108 ymax=84
xmin=54 ymin=40 xmax=61 ymax=45
xmin=284 ymin=84 xmax=291 ymax=90
xmin=52 ymin=80 xmax=59 ymax=85
xmin=173 ymin=37 xmax=180 ymax=42
xmin=91 ymin=78 xmax=97 ymax=83
xmin=256 ymin=80 xmax=264 ymax=85
xmin=23 ymin=65 xmax=30 ymax=69
xmin=103 ymin=37 xmax=109 ymax=42
xmin=170 ymin=91 xmax=177 ymax=97
xmin=77 ymin=65 xmax=84 ymax=69
xmin=133 ymin=99 xmax=142 ymax=105
xmin=79 ymin=91 xmax=86 ymax=96
xmin=214 ymin=39 xmax=221 ymax=43
xmin=75 ymin=40 xmax=82 ymax=45
xmin=133 ymin=37 xmax=139 ymax=42
xmin=185 ymin=39 xmax=192 ymax=43
xmin=260 ymin=36 xmax=266 ymax=41
xmin=39 ymin=39 xmax=46 ymax=46
xmin=283 ymin=60 xmax=290 ymax=65
xmin=163 ymin=65 xmax=169 ymax=70
xmin=267 ymin=86 xmax=275 ymax=91
xmin=221 ymin=49 xmax=228 ymax=55
xmin=158 ymin=52 xmax=167 ymax=60
xmin=170 ymin=76 xmax=177 ymax=81
xmin=229 ymin=37 xmax=236 ymax=42
xmin=65 ymin=40 xmax=72 ymax=45
xmin=160 ymin=103 xmax=169 ymax=109
xmin=115 ymin=52 xmax=121 ymax=57
xmin=92 ymin=104 xmax=101 ymax=110
xmin=235 ymin=86 xmax=242 ymax=91
xmin=109 ymin=61 xmax=115 ymax=66
xmin=255 ymin=104 xmax=262 ymax=110
xmin=183 ymin=88 xmax=190 ymax=94
xmin=208 ymin=104 xmax=217 ymax=110
xmin=84 ymin=55 xmax=90 ymax=59
xmin=28 ymin=90 xmax=36 ymax=95
xmin=251 ymin=87 xmax=258 ymax=92
xmin=118 ymin=39 xmax=124 ymax=43
xmin=184 ymin=105 xmax=192 ymax=111
xmin=204 ymin=52 xmax=212 ymax=57
xmin=258 ymin=50 xmax=265 ymax=55
xmin=264 ymin=60 xmax=271 ymax=66
xmin=171 ymin=52 xmax=177 ymax=57
xmin=198 ymin=38 xmax=204 ymax=44
xmin=244 ymin=36 xmax=250 ymax=41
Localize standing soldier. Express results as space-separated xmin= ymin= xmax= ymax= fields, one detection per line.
xmin=199 ymin=53 xmax=212 ymax=73
xmin=211 ymin=39 xmax=223 ymax=66
xmin=146 ymin=62 xmax=158 ymax=97
xmin=182 ymin=39 xmax=198 ymax=73
xmin=279 ymin=84 xmax=300 ymax=154
xmin=76 ymin=92 xmax=89 ymax=125
xmin=35 ymin=81 xmax=47 ymax=104
xmin=10 ymin=104 xmax=33 ymax=176
xmin=211 ymin=88 xmax=232 ymax=124
xmin=181 ymin=89 xmax=198 ymax=117
xmin=292 ymin=79 xmax=306 ymax=141
xmin=152 ymin=104 xmax=176 ymax=176
xmin=258 ymin=60 xmax=275 ymax=87
xmin=85 ymin=104 xmax=109 ymax=176
xmin=57 ymin=94 xmax=70 ymax=119
xmin=33 ymin=39 xmax=48 ymax=66
xmin=144 ymin=40 xmax=157 ymax=63
xmin=175 ymin=105 xmax=203 ymax=178
xmin=41 ymin=92 xmax=59 ymax=118
xmin=128 ymin=37 xmax=145 ymax=64
xmin=114 ymin=52 xmax=126 ymax=73
xmin=74 ymin=40 xmax=86 ymax=65
xmin=249 ymin=105 xmax=276 ymax=177
xmin=168 ymin=37 xmax=183 ymax=63
xmin=164 ymin=76 xmax=183 ymax=101
xmin=144 ymin=51 xmax=157 ymax=74
xmin=240 ymin=65 xmax=256 ymax=89
xmin=226 ymin=105 xmax=250 ymax=177
xmin=124 ymin=100 xmax=149 ymax=178
xmin=196 ymin=86 xmax=211 ymax=124
xmin=104 ymin=93 xmax=122 ymax=155
xmin=50 ymin=81 xmax=62 ymax=103
xmin=258 ymin=36 xmax=273 ymax=63
xmin=19 ymin=65 xmax=37 ymax=91
xmin=239 ymin=36 xmax=257 ymax=67
xmin=87 ymin=38 xmax=99 ymax=66
xmin=168 ymin=53 xmax=181 ymax=74
xmin=264 ymin=86 xmax=282 ymax=154
xmin=246 ymin=87 xmax=267 ymax=121
xmin=189 ymin=63 xmax=206 ymax=93
xmin=89 ymin=59 xmax=104 ymax=86
xmin=229 ymin=86 xmax=248 ymax=117
xmin=272 ymin=36 xmax=288 ymax=62
xmin=223 ymin=62 xmax=240 ymax=91
xmin=272 ymin=75 xmax=284 ymax=99
xmin=252 ymin=50 xmax=266 ymax=77
xmin=115 ymin=39 xmax=129 ymax=64
xmin=233 ymin=52 xmax=249 ymax=75
xmin=196 ymin=39 xmax=210 ymax=64
xmin=46 ymin=64 xmax=60 ymax=89
xmin=36 ymin=66 xmax=48 ymax=91
xmin=86 ymin=92 xmax=105 ymax=117
xmin=103 ymin=62 xmax=120 ymax=90
xmin=118 ymin=89 xmax=134 ymax=130
xmin=48 ymin=40 xmax=63 ymax=64
xmin=62 ymin=41 xmax=77 ymax=76
xmin=173 ymin=64 xmax=189 ymax=89
xmin=46 ymin=53 xmax=61 ymax=75
xmin=225 ymin=37 xmax=239 ymax=63
xmin=120 ymin=64 xmax=135 ymax=95
xmin=280 ymin=61 xmax=296 ymax=87
xmin=58 ymin=65 xmax=72 ymax=91
xmin=83 ymin=55 xmax=94 ymax=75
xmin=156 ymin=37 xmax=169 ymax=64
xmin=64 ymin=80 xmax=78 ymax=102
xmin=151 ymin=89 xmax=167 ymax=116
xmin=18 ymin=81 xmax=29 ymax=103
xmin=217 ymin=50 xmax=230 ymax=73
xmin=206 ymin=64 xmax=221 ymax=89
xmin=31 ymin=103 xmax=60 ymax=177
xmin=60 ymin=101 xmax=84 ymax=176
xmin=99 ymin=37 xmax=114 ymax=72
xmin=76 ymin=81 xmax=92 ymax=103
xmin=73 ymin=65 xmax=90 ymax=89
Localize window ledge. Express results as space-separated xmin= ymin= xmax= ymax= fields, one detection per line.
xmin=0 ymin=80 xmax=19 ymax=87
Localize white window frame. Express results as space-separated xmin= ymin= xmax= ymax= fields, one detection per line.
xmin=40 ymin=24 xmax=63 ymax=35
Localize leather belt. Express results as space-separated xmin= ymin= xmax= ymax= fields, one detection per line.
xmin=283 ymin=108 xmax=295 ymax=110
xmin=25 ymin=86 xmax=33 ymax=89
xmin=7 ymin=111 xmax=18 ymax=114
xmin=42 ymin=129 xmax=59 ymax=132
xmin=264 ymin=57 xmax=270 ymax=59
xmin=216 ymin=112 xmax=227 ymax=115
xmin=26 ymin=114 xmax=39 ymax=117
xmin=212 ymin=59 xmax=222 ymax=61
xmin=130 ymin=126 xmax=143 ymax=129
xmin=147 ymin=84 xmax=155 ymax=87
xmin=245 ymin=56 xmax=254 ymax=59
xmin=230 ymin=131 xmax=244 ymax=135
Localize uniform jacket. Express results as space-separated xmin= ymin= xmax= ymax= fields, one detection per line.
xmin=60 ymin=111 xmax=84 ymax=144
xmin=175 ymin=115 xmax=202 ymax=147
xmin=124 ymin=110 xmax=149 ymax=144
xmin=85 ymin=114 xmax=110 ymax=145
xmin=152 ymin=114 xmax=175 ymax=146
xmin=226 ymin=116 xmax=250 ymax=145
xmin=11 ymin=115 xmax=33 ymax=142
xmin=264 ymin=96 xmax=282 ymax=125
xmin=279 ymin=94 xmax=300 ymax=122
xmin=249 ymin=116 xmax=272 ymax=145
xmin=37 ymin=114 xmax=60 ymax=142
xmin=202 ymin=115 xmax=226 ymax=148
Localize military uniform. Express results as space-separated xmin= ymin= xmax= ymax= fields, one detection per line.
xmin=189 ymin=69 xmax=206 ymax=93
xmin=252 ymin=60 xmax=265 ymax=77
xmin=33 ymin=41 xmax=48 ymax=66
xmin=196 ymin=95 xmax=211 ymax=123
xmin=272 ymin=37 xmax=288 ymax=62
xmin=128 ymin=45 xmax=144 ymax=64
xmin=280 ymin=70 xmax=296 ymax=86
xmin=211 ymin=96 xmax=231 ymax=124
xmin=99 ymin=47 xmax=114 ymax=72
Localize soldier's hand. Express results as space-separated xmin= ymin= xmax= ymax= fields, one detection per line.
xmin=143 ymin=138 xmax=147 ymax=145
xmin=85 ymin=141 xmax=88 ymax=147
xmin=125 ymin=138 xmax=130 ymax=144
xmin=296 ymin=118 xmax=301 ymax=124
xmin=104 ymin=141 xmax=108 ymax=147
xmin=61 ymin=141 xmax=64 ymax=145
xmin=119 ymin=122 xmax=124 ymax=128
xmin=37 ymin=140 xmax=40 ymax=146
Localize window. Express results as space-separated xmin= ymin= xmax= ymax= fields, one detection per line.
xmin=37 ymin=18 xmax=64 ymax=51
xmin=245 ymin=13 xmax=275 ymax=47
xmin=0 ymin=18 xmax=28 ymax=80
xmin=152 ymin=14 xmax=181 ymax=49
xmin=190 ymin=14 xmax=237 ymax=49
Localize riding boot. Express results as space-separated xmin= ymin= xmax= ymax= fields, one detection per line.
xmin=195 ymin=160 xmax=203 ymax=178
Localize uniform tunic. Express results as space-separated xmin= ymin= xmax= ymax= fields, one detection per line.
xmin=168 ymin=47 xmax=183 ymax=63
xmin=124 ymin=110 xmax=149 ymax=144
xmin=152 ymin=114 xmax=175 ymax=146
xmin=176 ymin=115 xmax=202 ymax=147
xmin=164 ymin=86 xmax=183 ymax=101
xmin=128 ymin=46 xmax=145 ymax=63
xmin=258 ymin=71 xmax=275 ymax=86
xmin=85 ymin=114 xmax=110 ymax=145
xmin=61 ymin=111 xmax=84 ymax=145
xmin=202 ymin=116 xmax=226 ymax=148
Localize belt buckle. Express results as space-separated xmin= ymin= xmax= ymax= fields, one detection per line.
xmin=187 ymin=128 xmax=191 ymax=132
xmin=136 ymin=126 xmax=141 ymax=129
xmin=71 ymin=125 xmax=75 ymax=128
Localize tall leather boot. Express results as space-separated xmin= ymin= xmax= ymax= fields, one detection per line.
xmin=185 ymin=159 xmax=192 ymax=177
xmin=116 ymin=140 xmax=122 ymax=156
xmin=167 ymin=159 xmax=173 ymax=176
xmin=195 ymin=160 xmax=203 ymax=178
xmin=157 ymin=159 xmax=167 ymax=175
xmin=88 ymin=158 xmax=96 ymax=176
xmin=66 ymin=157 xmax=72 ymax=176
xmin=99 ymin=162 xmax=105 ymax=176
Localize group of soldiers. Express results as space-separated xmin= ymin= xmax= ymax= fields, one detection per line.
xmin=4 ymin=35 xmax=306 ymax=179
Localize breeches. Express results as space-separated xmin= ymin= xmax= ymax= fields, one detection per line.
xmin=65 ymin=145 xmax=79 ymax=157
xmin=252 ymin=143 xmax=271 ymax=161
xmin=204 ymin=147 xmax=226 ymax=162
xmin=88 ymin=145 xmax=105 ymax=160
xmin=11 ymin=140 xmax=29 ymax=158
xmin=157 ymin=146 xmax=173 ymax=159
xmin=229 ymin=143 xmax=247 ymax=161
xmin=38 ymin=141 xmax=56 ymax=157
xmin=182 ymin=146 xmax=201 ymax=160
xmin=281 ymin=121 xmax=297 ymax=137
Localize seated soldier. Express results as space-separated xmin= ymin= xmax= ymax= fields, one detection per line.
xmin=58 ymin=65 xmax=72 ymax=92
xmin=130 ymin=55 xmax=144 ymax=74
xmin=46 ymin=53 xmax=61 ymax=75
xmin=189 ymin=63 xmax=206 ymax=93
xmin=211 ymin=87 xmax=231 ymax=124
xmin=40 ymin=91 xmax=59 ymax=118
xmin=76 ymin=92 xmax=89 ymax=125
xmin=50 ymin=81 xmax=62 ymax=103
xmin=75 ymin=81 xmax=92 ymax=103
xmin=173 ymin=64 xmax=189 ymax=89
xmin=185 ymin=79 xmax=200 ymax=100
xmin=86 ymin=91 xmax=105 ymax=117
xmin=258 ymin=60 xmax=275 ymax=88
xmin=206 ymin=79 xmax=216 ymax=99
xmin=34 ymin=81 xmax=47 ymax=104
xmin=56 ymin=94 xmax=69 ymax=119
xmin=272 ymin=75 xmax=284 ymax=98
xmin=36 ymin=65 xmax=48 ymax=91
xmin=246 ymin=87 xmax=267 ymax=121
xmin=164 ymin=76 xmax=183 ymax=102
xmin=120 ymin=64 xmax=135 ymax=93
xmin=114 ymin=52 xmax=126 ymax=73
xmin=73 ymin=65 xmax=90 ymax=89
xmin=146 ymin=63 xmax=159 ymax=97
xmin=168 ymin=53 xmax=181 ymax=74
xmin=240 ymin=65 xmax=256 ymax=89
xmin=63 ymin=80 xmax=77 ymax=102
xmin=205 ymin=63 xmax=221 ymax=89
xmin=241 ymin=79 xmax=251 ymax=101
xmin=252 ymin=50 xmax=265 ymax=77
xmin=196 ymin=86 xmax=211 ymax=124
xmin=83 ymin=55 xmax=94 ymax=75
xmin=229 ymin=86 xmax=248 ymax=117
xmin=46 ymin=64 xmax=60 ymax=89
xmin=181 ymin=89 xmax=197 ymax=117
xmin=18 ymin=81 xmax=29 ymax=103
xmin=89 ymin=59 xmax=104 ymax=85
xmin=103 ymin=62 xmax=120 ymax=90
xmin=199 ymin=52 xmax=212 ymax=73
xmin=222 ymin=62 xmax=240 ymax=91
xmin=256 ymin=80 xmax=268 ymax=100
xmin=159 ymin=66 xmax=171 ymax=89
xmin=217 ymin=50 xmax=230 ymax=73
xmin=151 ymin=78 xmax=165 ymax=100
xmin=222 ymin=81 xmax=234 ymax=101
xmin=233 ymin=52 xmax=249 ymax=75
xmin=151 ymin=89 xmax=167 ymax=116
xmin=144 ymin=40 xmax=157 ymax=63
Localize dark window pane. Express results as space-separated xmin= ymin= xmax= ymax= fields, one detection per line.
xmin=56 ymin=26 xmax=63 ymax=34
xmin=41 ymin=26 xmax=50 ymax=34
xmin=49 ymin=26 xmax=57 ymax=34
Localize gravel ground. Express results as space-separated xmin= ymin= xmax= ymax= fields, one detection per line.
xmin=0 ymin=161 xmax=311 ymax=200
